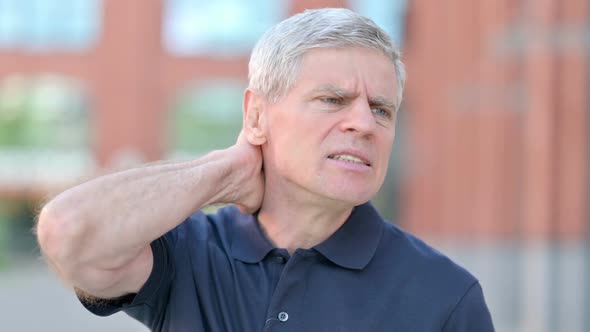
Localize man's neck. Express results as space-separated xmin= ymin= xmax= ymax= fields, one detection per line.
xmin=257 ymin=185 xmax=353 ymax=255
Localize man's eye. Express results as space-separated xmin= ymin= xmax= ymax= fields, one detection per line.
xmin=372 ymin=108 xmax=391 ymax=118
xmin=321 ymin=97 xmax=341 ymax=104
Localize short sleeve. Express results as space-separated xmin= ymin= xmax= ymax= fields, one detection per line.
xmin=79 ymin=235 xmax=175 ymax=328
xmin=442 ymin=282 xmax=495 ymax=332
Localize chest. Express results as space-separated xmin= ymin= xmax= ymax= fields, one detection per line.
xmin=164 ymin=250 xmax=446 ymax=332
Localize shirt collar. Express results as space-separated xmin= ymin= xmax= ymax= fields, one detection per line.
xmin=230 ymin=210 xmax=275 ymax=263
xmin=313 ymin=202 xmax=384 ymax=270
xmin=230 ymin=202 xmax=384 ymax=270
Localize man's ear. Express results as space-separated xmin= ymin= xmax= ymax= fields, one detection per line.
xmin=242 ymin=88 xmax=268 ymax=145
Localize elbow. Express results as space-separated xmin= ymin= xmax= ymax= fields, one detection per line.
xmin=36 ymin=202 xmax=83 ymax=275
xmin=37 ymin=204 xmax=124 ymax=295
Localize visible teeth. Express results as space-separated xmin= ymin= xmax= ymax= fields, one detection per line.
xmin=331 ymin=154 xmax=364 ymax=164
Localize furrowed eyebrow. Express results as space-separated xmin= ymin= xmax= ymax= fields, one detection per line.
xmin=369 ymin=96 xmax=396 ymax=111
xmin=309 ymin=84 xmax=355 ymax=99
xmin=309 ymin=84 xmax=396 ymax=110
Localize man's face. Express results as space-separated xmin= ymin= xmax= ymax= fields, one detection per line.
xmin=261 ymin=47 xmax=398 ymax=206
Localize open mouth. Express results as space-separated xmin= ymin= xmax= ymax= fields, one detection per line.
xmin=327 ymin=154 xmax=371 ymax=166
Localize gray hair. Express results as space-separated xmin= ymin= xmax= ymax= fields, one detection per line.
xmin=248 ymin=8 xmax=406 ymax=110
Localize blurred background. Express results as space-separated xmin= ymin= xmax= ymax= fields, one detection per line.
xmin=0 ymin=0 xmax=587 ymax=331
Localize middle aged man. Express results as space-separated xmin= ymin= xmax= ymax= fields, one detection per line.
xmin=37 ymin=8 xmax=495 ymax=331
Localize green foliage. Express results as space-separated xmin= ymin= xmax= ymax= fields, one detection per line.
xmin=170 ymin=81 xmax=244 ymax=155
xmin=0 ymin=75 xmax=89 ymax=149
xmin=0 ymin=200 xmax=39 ymax=269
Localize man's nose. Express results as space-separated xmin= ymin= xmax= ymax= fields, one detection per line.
xmin=339 ymin=100 xmax=376 ymax=135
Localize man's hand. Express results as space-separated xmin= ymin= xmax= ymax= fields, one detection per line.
xmin=223 ymin=130 xmax=265 ymax=214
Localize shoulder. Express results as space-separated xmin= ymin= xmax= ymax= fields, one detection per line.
xmin=381 ymin=222 xmax=476 ymax=278
xmin=169 ymin=205 xmax=243 ymax=244
xmin=376 ymin=222 xmax=494 ymax=329
xmin=378 ymin=222 xmax=479 ymax=300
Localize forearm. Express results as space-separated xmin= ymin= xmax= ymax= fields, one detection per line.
xmin=38 ymin=149 xmax=233 ymax=278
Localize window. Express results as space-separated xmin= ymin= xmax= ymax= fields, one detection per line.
xmin=0 ymin=0 xmax=102 ymax=51
xmin=349 ymin=0 xmax=408 ymax=46
xmin=168 ymin=80 xmax=244 ymax=158
xmin=0 ymin=75 xmax=93 ymax=187
xmin=163 ymin=0 xmax=289 ymax=56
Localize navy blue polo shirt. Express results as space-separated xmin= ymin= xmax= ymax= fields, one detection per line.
xmin=81 ymin=202 xmax=494 ymax=331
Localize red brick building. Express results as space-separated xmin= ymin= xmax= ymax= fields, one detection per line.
xmin=0 ymin=0 xmax=587 ymax=240
xmin=402 ymin=0 xmax=588 ymax=242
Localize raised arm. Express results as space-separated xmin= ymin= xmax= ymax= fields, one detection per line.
xmin=36 ymin=134 xmax=263 ymax=300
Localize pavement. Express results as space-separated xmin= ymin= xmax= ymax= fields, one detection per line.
xmin=0 ymin=258 xmax=147 ymax=332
